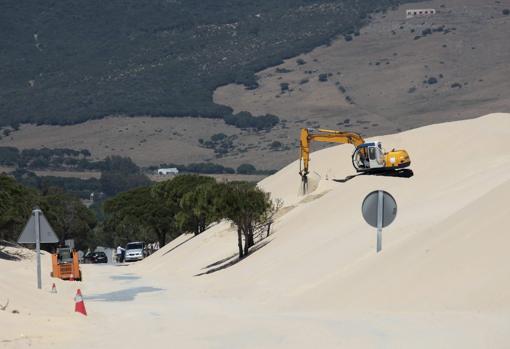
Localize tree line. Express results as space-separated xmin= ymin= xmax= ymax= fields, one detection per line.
xmin=10 ymin=156 xmax=151 ymax=200
xmin=103 ymin=175 xmax=278 ymax=258
xmin=0 ymin=146 xmax=141 ymax=172
xmin=1 ymin=172 xmax=278 ymax=259
xmin=0 ymin=175 xmax=96 ymax=250
xmin=0 ymin=146 xmax=277 ymax=177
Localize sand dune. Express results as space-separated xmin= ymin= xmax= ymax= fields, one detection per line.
xmin=2 ymin=113 xmax=510 ymax=348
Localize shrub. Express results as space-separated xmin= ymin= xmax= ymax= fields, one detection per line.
xmin=269 ymin=141 xmax=282 ymax=150
xmin=224 ymin=112 xmax=279 ymax=130
xmin=503 ymin=9 xmax=509 ymax=15
xmin=0 ymin=146 xmax=20 ymax=166
xmin=237 ymin=163 xmax=256 ymax=175
xmin=211 ymin=133 xmax=227 ymax=142
xmin=427 ymin=77 xmax=438 ymax=84
xmin=280 ymin=82 xmax=289 ymax=92
xmin=318 ymin=74 xmax=328 ymax=82
xmin=296 ymin=58 xmax=306 ymax=65
xmin=421 ymin=28 xmax=432 ymax=36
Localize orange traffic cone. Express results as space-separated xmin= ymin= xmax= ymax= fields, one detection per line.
xmin=74 ymin=289 xmax=87 ymax=316
xmin=51 ymin=283 xmax=57 ymax=293
xmin=69 ymin=273 xmax=75 ymax=281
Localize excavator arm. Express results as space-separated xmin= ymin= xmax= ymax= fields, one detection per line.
xmin=299 ymin=128 xmax=365 ymax=179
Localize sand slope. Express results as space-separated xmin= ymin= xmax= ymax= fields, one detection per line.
xmin=2 ymin=113 xmax=510 ymax=348
xmin=143 ymin=113 xmax=510 ymax=305
xmin=136 ymin=113 xmax=510 ymax=346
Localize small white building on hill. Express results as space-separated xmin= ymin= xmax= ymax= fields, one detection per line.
xmin=406 ymin=8 xmax=436 ymax=19
xmin=158 ymin=168 xmax=179 ymax=176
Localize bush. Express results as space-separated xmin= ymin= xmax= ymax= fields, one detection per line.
xmin=211 ymin=133 xmax=227 ymax=142
xmin=280 ymin=83 xmax=289 ymax=92
xmin=296 ymin=58 xmax=306 ymax=65
xmin=318 ymin=73 xmax=328 ymax=82
xmin=224 ymin=112 xmax=279 ymax=130
xmin=421 ymin=28 xmax=432 ymax=36
xmin=503 ymin=9 xmax=509 ymax=15
xmin=0 ymin=147 xmax=20 ymax=166
xmin=269 ymin=141 xmax=282 ymax=150
xmin=237 ymin=163 xmax=257 ymax=174
xmin=427 ymin=77 xmax=438 ymax=84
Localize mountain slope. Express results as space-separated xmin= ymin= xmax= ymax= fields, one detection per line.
xmin=0 ymin=0 xmax=410 ymax=127
xmin=2 ymin=0 xmax=508 ymax=172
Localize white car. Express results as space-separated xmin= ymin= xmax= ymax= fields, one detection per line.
xmin=124 ymin=242 xmax=145 ymax=262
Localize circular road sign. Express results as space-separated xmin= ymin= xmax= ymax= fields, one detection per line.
xmin=361 ymin=190 xmax=397 ymax=228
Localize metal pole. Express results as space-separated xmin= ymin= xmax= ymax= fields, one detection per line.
xmin=34 ymin=209 xmax=42 ymax=289
xmin=376 ymin=191 xmax=383 ymax=253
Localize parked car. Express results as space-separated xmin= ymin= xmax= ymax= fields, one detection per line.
xmin=84 ymin=251 xmax=108 ymax=264
xmin=124 ymin=241 xmax=146 ymax=262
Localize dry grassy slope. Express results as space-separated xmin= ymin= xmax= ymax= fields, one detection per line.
xmin=214 ymin=0 xmax=510 ymax=146
xmin=1 ymin=0 xmax=509 ymax=172
xmin=0 ymin=115 xmax=290 ymax=170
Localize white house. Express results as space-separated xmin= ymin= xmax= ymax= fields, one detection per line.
xmin=157 ymin=168 xmax=179 ymax=175
xmin=406 ymin=8 xmax=436 ymax=19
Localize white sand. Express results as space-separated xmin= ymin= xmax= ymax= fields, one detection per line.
xmin=2 ymin=113 xmax=510 ymax=348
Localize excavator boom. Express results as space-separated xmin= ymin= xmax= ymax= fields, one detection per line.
xmin=299 ymin=128 xmax=365 ymax=178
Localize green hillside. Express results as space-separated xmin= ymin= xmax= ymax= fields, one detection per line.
xmin=1 ymin=0 xmax=412 ymax=128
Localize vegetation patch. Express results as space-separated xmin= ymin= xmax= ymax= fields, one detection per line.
xmin=0 ymin=0 xmax=415 ymax=129
xmin=199 ymin=133 xmax=237 ymax=156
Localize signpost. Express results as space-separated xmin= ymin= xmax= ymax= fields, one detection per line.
xmin=361 ymin=190 xmax=397 ymax=253
xmin=17 ymin=208 xmax=59 ymax=289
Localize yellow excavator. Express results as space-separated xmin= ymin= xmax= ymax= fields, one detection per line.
xmin=299 ymin=128 xmax=411 ymax=188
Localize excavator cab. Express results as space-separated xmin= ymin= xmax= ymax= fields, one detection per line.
xmin=352 ymin=142 xmax=385 ymax=171
xmin=352 ymin=141 xmax=411 ymax=172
